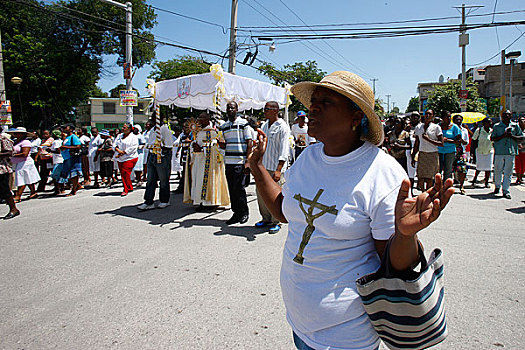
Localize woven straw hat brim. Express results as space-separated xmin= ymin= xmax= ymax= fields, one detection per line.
xmin=291 ymin=81 xmax=383 ymax=146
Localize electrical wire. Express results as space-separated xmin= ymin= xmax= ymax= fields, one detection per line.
xmin=276 ymin=0 xmax=373 ymax=80
xmin=467 ymin=31 xmax=525 ymax=66
xmin=149 ymin=5 xmax=228 ymax=34
xmin=238 ymin=9 xmax=525 ymax=30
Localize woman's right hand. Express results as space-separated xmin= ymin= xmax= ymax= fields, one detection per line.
xmin=247 ymin=129 xmax=267 ymax=169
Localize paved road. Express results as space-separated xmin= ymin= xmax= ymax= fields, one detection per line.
xmin=1 ymin=173 xmax=524 ymax=350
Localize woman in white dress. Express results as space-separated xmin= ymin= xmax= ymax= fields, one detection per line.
xmin=470 ymin=118 xmax=493 ymax=187
xmin=8 ymin=127 xmax=41 ymax=202
xmin=132 ymin=125 xmax=146 ymax=186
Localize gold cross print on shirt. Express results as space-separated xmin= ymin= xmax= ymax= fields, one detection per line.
xmin=293 ymin=189 xmax=338 ymax=265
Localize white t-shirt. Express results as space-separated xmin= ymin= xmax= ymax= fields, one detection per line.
xmin=51 ymin=139 xmax=63 ymax=164
xmin=79 ymin=135 xmax=90 ymax=145
xmin=280 ymin=142 xmax=407 ymax=350
xmin=414 ymin=122 xmax=442 ymax=153
xmin=113 ymin=133 xmax=138 ymax=162
xmin=291 ymin=123 xmax=315 ymax=147
xmin=146 ymin=124 xmax=173 ymax=148
xmin=460 ymin=126 xmax=469 ymax=153
xmin=88 ymin=135 xmax=102 ymax=157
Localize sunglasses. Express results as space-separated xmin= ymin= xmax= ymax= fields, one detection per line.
xmin=264 ymin=107 xmax=278 ymax=111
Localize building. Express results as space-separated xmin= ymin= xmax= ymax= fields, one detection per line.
xmin=76 ymin=97 xmax=153 ymax=130
xmin=465 ymin=61 xmax=525 ymax=114
xmin=417 ymin=81 xmax=449 ymax=112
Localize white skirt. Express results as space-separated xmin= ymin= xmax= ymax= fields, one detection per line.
xmin=88 ymin=154 xmax=100 ymax=172
xmin=134 ymin=152 xmax=144 ymax=172
xmin=406 ymin=149 xmax=417 ymax=178
xmin=476 ymin=150 xmax=493 ymax=171
xmin=15 ymin=158 xmax=41 ymax=187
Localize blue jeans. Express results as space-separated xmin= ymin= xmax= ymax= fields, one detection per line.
xmin=144 ymin=151 xmax=172 ymax=205
xmin=493 ymin=154 xmax=514 ymax=193
xmin=439 ymin=152 xmax=455 ymax=180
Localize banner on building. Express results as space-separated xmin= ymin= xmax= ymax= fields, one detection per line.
xmin=120 ymin=90 xmax=138 ymax=107
xmin=0 ymin=100 xmax=12 ymax=125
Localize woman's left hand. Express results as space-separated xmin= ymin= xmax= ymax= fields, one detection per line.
xmin=395 ymin=174 xmax=454 ymax=237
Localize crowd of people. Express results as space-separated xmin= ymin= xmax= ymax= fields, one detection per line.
xmin=383 ymin=109 xmax=524 ymax=198
xmin=2 ymin=69 xmax=524 ymax=350
xmin=1 ymin=105 xmax=524 ymax=222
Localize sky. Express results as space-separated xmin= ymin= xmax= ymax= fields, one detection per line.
xmin=97 ymin=0 xmax=525 ymax=112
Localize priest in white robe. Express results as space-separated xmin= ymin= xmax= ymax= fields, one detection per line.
xmin=184 ymin=112 xmax=230 ymax=208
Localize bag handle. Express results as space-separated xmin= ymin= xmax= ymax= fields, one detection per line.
xmin=381 ymin=235 xmax=428 ymax=279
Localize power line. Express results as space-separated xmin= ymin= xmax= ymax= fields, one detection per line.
xmin=467 ymin=31 xmax=525 ymax=66
xmin=275 ymin=0 xmax=373 ymax=79
xmin=238 ymin=8 xmax=525 ymax=30
xmin=149 ymin=5 xmax=228 ymax=34
xmin=253 ymin=20 xmax=525 ymax=41
xmin=241 ymin=0 xmax=360 ymax=75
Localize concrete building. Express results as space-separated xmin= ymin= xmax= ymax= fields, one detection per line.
xmin=417 ymin=81 xmax=449 ymax=112
xmin=76 ymin=97 xmax=152 ymax=130
xmin=465 ymin=61 xmax=525 ymax=114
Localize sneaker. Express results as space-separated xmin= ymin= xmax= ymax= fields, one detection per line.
xmin=138 ymin=203 xmax=155 ymax=210
xmin=239 ymin=214 xmax=249 ymax=224
xmin=157 ymin=202 xmax=170 ymax=209
xmin=255 ymin=221 xmax=270 ymax=228
xmin=494 ymin=187 xmax=500 ymax=194
xmin=269 ymin=224 xmax=281 ymax=234
xmin=503 ymin=192 xmax=511 ymax=199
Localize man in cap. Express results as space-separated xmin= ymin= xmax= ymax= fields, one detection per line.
xmin=490 ymin=110 xmax=524 ymax=199
xmin=291 ymin=110 xmax=315 ymax=162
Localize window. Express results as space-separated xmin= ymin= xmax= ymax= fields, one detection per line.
xmin=103 ymin=102 xmax=116 ymax=114
xmin=133 ymin=103 xmax=143 ymax=115
xmin=103 ymin=123 xmax=120 ymax=129
xmin=522 ymin=80 xmax=525 ymax=87
xmin=521 ymin=63 xmax=525 ymax=69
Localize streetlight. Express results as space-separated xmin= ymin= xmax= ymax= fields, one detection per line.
xmin=505 ymin=50 xmax=521 ymax=114
xmin=10 ymin=76 xmax=24 ymax=125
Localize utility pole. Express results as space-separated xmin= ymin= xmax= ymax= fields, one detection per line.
xmin=455 ymin=4 xmax=483 ymax=112
xmin=0 ymin=29 xmax=7 ymax=131
xmin=386 ymin=94 xmax=391 ymax=114
xmin=228 ymin=0 xmax=239 ymax=74
xmin=370 ymin=78 xmax=378 ymax=96
xmin=500 ymin=50 xmax=506 ymax=113
xmin=98 ymin=0 xmax=133 ymax=124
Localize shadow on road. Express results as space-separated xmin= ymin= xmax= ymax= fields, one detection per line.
xmin=94 ymin=194 xmax=269 ymax=241
xmin=467 ymin=193 xmax=498 ymax=200
xmin=506 ymin=203 xmax=525 ymax=214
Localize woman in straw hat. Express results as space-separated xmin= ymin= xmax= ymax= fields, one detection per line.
xmin=248 ymin=71 xmax=454 ymax=350
xmin=7 ymin=127 xmax=41 ymax=202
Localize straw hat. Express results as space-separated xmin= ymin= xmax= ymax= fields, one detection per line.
xmin=291 ymin=71 xmax=383 ymax=146
xmin=7 ymin=127 xmax=28 ymax=134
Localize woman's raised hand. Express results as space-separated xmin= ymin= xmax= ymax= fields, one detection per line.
xmin=395 ymin=174 xmax=454 ymax=237
xmin=247 ymin=129 xmax=267 ymax=168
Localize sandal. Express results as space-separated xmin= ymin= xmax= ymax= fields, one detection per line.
xmin=28 ymin=193 xmax=39 ymax=199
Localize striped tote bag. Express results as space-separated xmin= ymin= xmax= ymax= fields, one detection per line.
xmin=356 ymin=241 xmax=447 ymax=350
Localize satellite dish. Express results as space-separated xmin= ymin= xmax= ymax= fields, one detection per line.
xmin=439 ymin=75 xmax=444 ymax=83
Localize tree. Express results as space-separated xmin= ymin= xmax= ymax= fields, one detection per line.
xmin=148 ymin=56 xmax=211 ymax=81
xmin=109 ymin=84 xmax=140 ymax=98
xmin=391 ymin=106 xmax=400 ymax=115
xmin=1 ymin=0 xmax=157 ymax=129
xmin=257 ymin=60 xmax=326 ymax=115
xmin=405 ymin=96 xmax=419 ymax=113
xmin=375 ymin=98 xmax=385 ymax=119
xmin=425 ymin=79 xmax=484 ymax=116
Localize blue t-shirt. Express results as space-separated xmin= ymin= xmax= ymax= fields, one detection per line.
xmin=438 ymin=124 xmax=461 ymax=154
xmin=61 ymin=134 xmax=81 ymax=160
xmin=492 ymin=121 xmax=524 ymax=156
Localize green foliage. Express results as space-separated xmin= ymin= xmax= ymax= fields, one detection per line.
xmin=391 ymin=106 xmax=400 ymax=114
xmin=375 ymin=98 xmax=385 ymax=119
xmin=405 ymin=96 xmax=419 ymax=113
xmin=148 ymin=55 xmax=211 ymax=81
xmin=425 ymin=79 xmax=484 ymax=116
xmin=109 ymin=84 xmax=140 ymax=98
xmin=0 ymin=0 xmax=157 ymax=128
xmin=487 ymin=97 xmax=500 ymax=117
xmin=257 ymin=60 xmax=326 ymax=114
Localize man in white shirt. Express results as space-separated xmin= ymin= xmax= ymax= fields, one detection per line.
xmin=291 ymin=110 xmax=315 ymax=162
xmin=138 ymin=117 xmax=174 ymax=210
xmin=88 ymin=127 xmax=102 ymax=188
xmin=255 ymin=101 xmax=290 ymax=234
